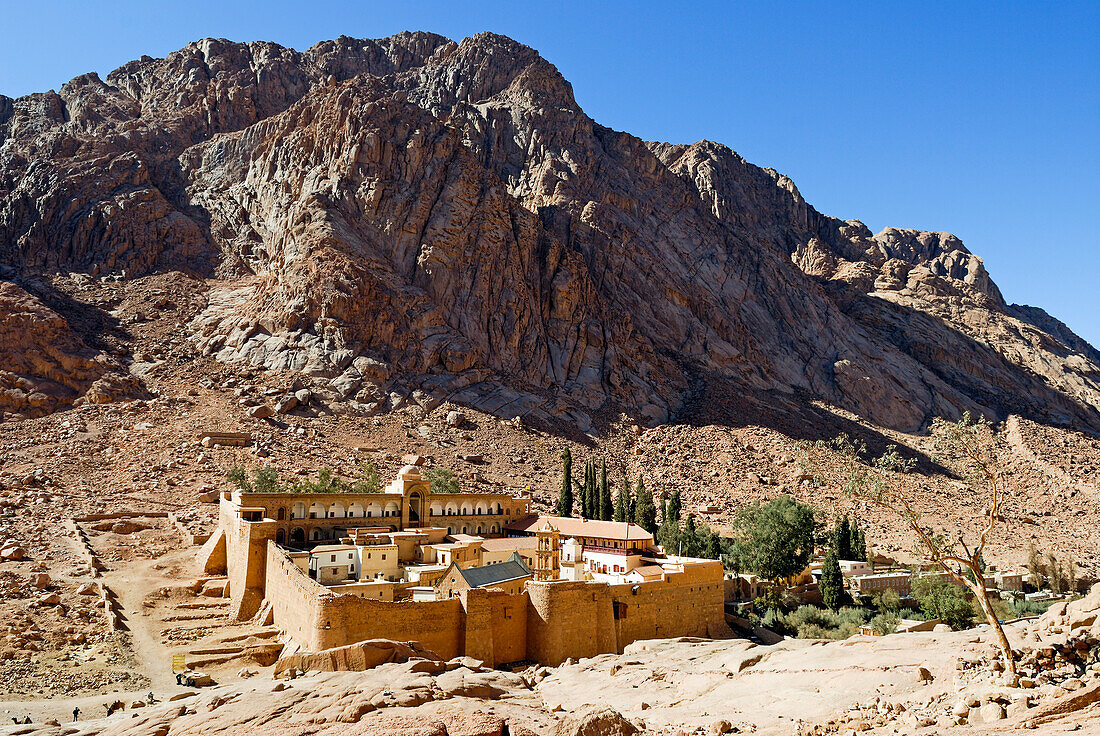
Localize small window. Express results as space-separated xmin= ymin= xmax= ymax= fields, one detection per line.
xmin=330 ymin=555 xmax=336 ymax=562
xmin=382 ymin=554 xmax=386 ymax=560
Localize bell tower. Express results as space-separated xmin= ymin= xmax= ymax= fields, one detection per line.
xmin=534 ymin=522 xmax=560 ymax=581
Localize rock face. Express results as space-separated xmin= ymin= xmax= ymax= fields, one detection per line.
xmin=0 ymin=281 xmax=138 ymax=418
xmin=2 ymin=32 xmax=1098 ymax=432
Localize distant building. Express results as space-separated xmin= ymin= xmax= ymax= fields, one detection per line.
xmin=850 ymin=571 xmax=912 ymax=597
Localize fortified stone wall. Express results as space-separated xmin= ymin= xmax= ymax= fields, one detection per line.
xmin=262 ymin=541 xmax=728 ymax=665
xmin=265 ymin=542 xmax=327 ymax=648
xmin=526 ymin=580 xmax=617 ymax=665
xmin=224 ymin=495 xmax=276 ymax=619
xmin=461 ymin=588 xmax=528 ymax=665
xmin=609 ymin=563 xmax=731 ymax=648
xmin=266 ymin=543 xmax=467 ymax=657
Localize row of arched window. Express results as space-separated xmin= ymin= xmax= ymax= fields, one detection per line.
xmin=275 ymin=523 xmax=502 ymax=548
xmin=270 ymin=500 xmax=509 ymax=520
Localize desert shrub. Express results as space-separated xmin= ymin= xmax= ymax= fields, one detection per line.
xmin=869 ymin=612 xmax=899 ymax=635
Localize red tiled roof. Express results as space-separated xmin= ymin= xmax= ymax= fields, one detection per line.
xmin=505 ymin=515 xmax=653 ymax=542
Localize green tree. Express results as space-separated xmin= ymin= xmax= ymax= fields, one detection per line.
xmin=835 ymin=516 xmax=852 ymax=560
xmin=731 ymin=495 xmax=817 ymax=583
xmin=557 ymin=449 xmax=574 ymax=517
xmin=872 ymin=588 xmax=902 ymax=613
xmin=227 ymin=466 xmax=251 ymax=492
xmin=820 ymin=547 xmax=845 ymax=611
xmin=353 ymin=458 xmax=383 ymax=493
xmin=424 ymin=467 xmax=460 ymax=495
xmin=850 ymin=520 xmax=866 ymax=560
xmin=802 ymin=413 xmax=1020 ymax=678
xmin=667 ymin=488 xmax=682 ymax=526
xmin=634 ymin=477 xmax=657 ymax=533
xmin=911 ymin=575 xmax=975 ymax=630
xmin=253 ymin=465 xmax=281 ymax=493
xmin=681 ymin=515 xmax=699 ymax=556
xmin=705 ymin=529 xmax=722 ymax=560
xmin=599 ymin=460 xmax=613 ymax=520
xmin=614 ymin=473 xmax=630 ymax=522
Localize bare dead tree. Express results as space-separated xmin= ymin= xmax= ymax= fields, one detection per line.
xmin=798 ymin=412 xmax=1018 ymax=680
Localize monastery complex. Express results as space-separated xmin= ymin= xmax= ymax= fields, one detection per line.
xmin=199 ymin=464 xmax=731 ymax=666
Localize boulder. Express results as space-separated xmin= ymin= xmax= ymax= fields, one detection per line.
xmin=1 ymin=544 xmax=26 ymax=561
xmin=554 ymin=706 xmax=639 ymax=736
xmin=248 ymin=404 xmax=274 ymax=419
xmin=30 ymin=572 xmax=50 ymax=589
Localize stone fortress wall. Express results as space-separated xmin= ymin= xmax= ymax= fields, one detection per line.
xmin=206 ymin=464 xmax=731 ymax=665
xmin=263 ymin=541 xmax=729 ymax=666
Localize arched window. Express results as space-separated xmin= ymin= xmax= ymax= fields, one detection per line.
xmin=292 ymin=502 xmax=307 ymax=520
xmin=476 ymin=525 xmax=483 ymax=534
xmin=490 ymin=524 xmax=499 ymax=533
xmin=308 ymin=502 xmax=325 ymax=519
xmin=329 ymin=502 xmax=346 ymax=518
xmin=310 ymin=527 xmax=325 ymax=541
xmin=430 ymin=502 xmax=444 ymax=517
xmin=290 ymin=527 xmax=305 ymax=545
xmin=445 ymin=502 xmax=458 ymax=516
xmin=276 ymin=529 xmax=285 ymax=544
xmin=384 ymin=501 xmax=400 ymax=517
xmin=475 ymin=502 xmax=487 ymax=516
xmin=461 ymin=504 xmax=472 ymax=516
xmin=348 ymin=503 xmax=365 ymax=518
xmin=277 ymin=508 xmax=286 ymax=521
xmin=493 ymin=502 xmax=503 ymax=515
xmin=366 ymin=502 xmax=382 ymax=518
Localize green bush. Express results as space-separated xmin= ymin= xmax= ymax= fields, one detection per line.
xmin=869 ymin=612 xmax=899 ymax=635
xmin=424 ymin=467 xmax=461 ymax=495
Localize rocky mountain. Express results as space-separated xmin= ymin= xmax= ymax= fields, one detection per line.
xmin=2 ymin=31 xmax=1098 ymax=434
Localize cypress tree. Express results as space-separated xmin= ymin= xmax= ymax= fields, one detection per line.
xmin=667 ymin=488 xmax=682 ymax=525
xmin=557 ymin=448 xmax=573 ymax=517
xmin=820 ymin=546 xmax=845 ymax=611
xmin=634 ymin=477 xmax=657 ymax=534
xmin=682 ymin=515 xmax=698 ymax=556
xmin=836 ymin=515 xmax=852 ymax=560
xmin=849 ymin=519 xmax=862 ymax=560
xmin=705 ymin=529 xmax=722 ymax=560
xmin=584 ymin=460 xmax=596 ymax=519
xmin=579 ymin=461 xmax=589 ymax=518
xmin=599 ymin=459 xmax=613 ymax=520
xmin=614 ymin=473 xmax=630 ymax=522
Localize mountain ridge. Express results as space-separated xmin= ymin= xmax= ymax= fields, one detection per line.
xmin=1 ymin=31 xmax=1098 ymax=435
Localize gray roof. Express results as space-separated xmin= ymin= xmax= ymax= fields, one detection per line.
xmin=457 ymin=552 xmax=532 ymax=588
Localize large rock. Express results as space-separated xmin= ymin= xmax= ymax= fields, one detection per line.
xmin=554 ymin=705 xmax=639 ymax=736
xmin=273 ymin=638 xmax=442 ymax=677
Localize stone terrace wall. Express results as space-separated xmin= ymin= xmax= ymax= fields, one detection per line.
xmin=225 ymin=497 xmax=276 ymax=620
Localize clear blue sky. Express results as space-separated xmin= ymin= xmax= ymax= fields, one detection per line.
xmin=2 ymin=1 xmax=1097 ymax=347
